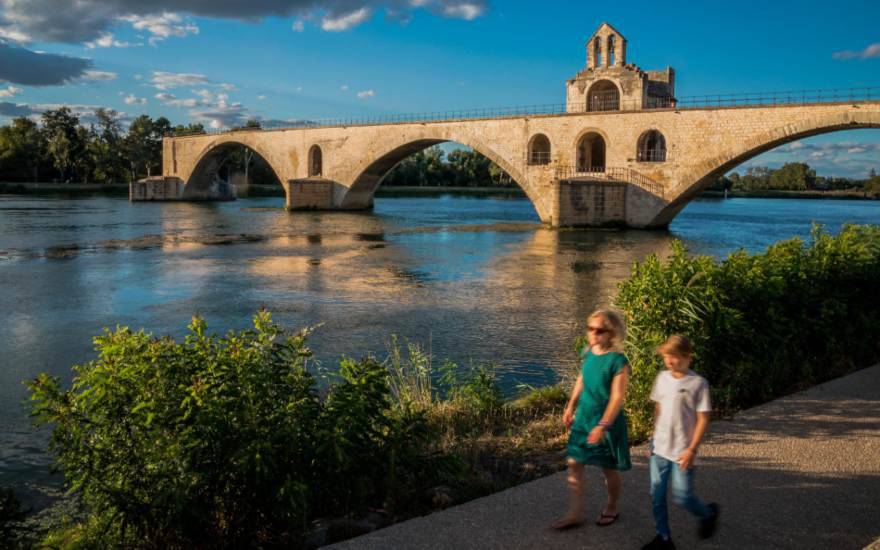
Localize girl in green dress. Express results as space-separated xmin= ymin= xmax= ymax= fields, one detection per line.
xmin=552 ymin=309 xmax=631 ymax=530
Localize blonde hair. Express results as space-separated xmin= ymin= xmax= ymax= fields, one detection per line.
xmin=657 ymin=334 xmax=694 ymax=357
xmin=587 ymin=309 xmax=627 ymax=352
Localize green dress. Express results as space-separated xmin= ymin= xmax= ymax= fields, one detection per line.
xmin=566 ymin=347 xmax=631 ymax=470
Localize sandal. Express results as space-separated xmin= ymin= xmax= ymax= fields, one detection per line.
xmin=595 ymin=512 xmax=619 ymax=526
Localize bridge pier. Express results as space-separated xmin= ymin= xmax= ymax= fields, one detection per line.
xmin=553 ymin=180 xmax=670 ymax=229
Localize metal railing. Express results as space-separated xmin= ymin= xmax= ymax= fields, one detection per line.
xmin=171 ymin=85 xmax=880 ymax=136
xmin=527 ymin=150 xmax=552 ymax=165
xmin=636 ymin=149 xmax=667 ymax=162
xmin=555 ymin=165 xmax=666 ymax=198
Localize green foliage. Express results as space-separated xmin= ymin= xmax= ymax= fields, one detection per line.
xmin=615 ymin=225 xmax=880 ymax=441
xmin=27 ymin=313 xmax=467 ymax=548
xmin=382 ymin=145 xmax=515 ymax=188
xmin=0 ymin=486 xmax=27 ymax=547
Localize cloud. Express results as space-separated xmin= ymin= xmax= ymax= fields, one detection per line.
xmin=120 ymin=12 xmax=199 ymax=45
xmin=151 ymin=70 xmax=210 ymax=90
xmin=0 ymin=1 xmax=488 ymax=44
xmin=218 ymin=83 xmax=236 ymax=91
xmin=340 ymin=84 xmax=349 ymax=91
xmin=322 ymin=7 xmax=372 ymax=31
xmin=82 ymin=70 xmax=117 ymax=81
xmin=0 ymin=42 xmax=92 ymax=85
xmin=84 ymin=32 xmax=130 ymax=48
xmin=357 ymin=89 xmax=375 ymax=98
xmin=0 ymin=85 xmax=22 ymax=97
xmin=124 ymin=93 xmax=147 ymax=105
xmin=256 ymin=94 xmax=265 ymax=100
xmin=155 ymin=92 xmax=198 ymax=107
xmin=0 ymin=101 xmax=34 ymax=117
xmin=833 ymin=43 xmax=880 ymax=60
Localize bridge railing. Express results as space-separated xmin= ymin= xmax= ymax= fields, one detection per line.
xmin=555 ymin=166 xmax=666 ymax=198
xmin=172 ymin=85 xmax=880 ymax=136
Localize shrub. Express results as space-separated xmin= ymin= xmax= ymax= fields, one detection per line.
xmin=27 ymin=312 xmax=449 ymax=549
xmin=615 ymin=224 xmax=880 ymax=441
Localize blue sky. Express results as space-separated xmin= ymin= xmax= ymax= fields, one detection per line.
xmin=1 ymin=0 xmax=878 ymax=177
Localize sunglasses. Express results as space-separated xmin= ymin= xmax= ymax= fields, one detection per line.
xmin=588 ymin=325 xmax=610 ymax=335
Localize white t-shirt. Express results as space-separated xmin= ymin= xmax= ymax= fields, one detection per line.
xmin=650 ymin=369 xmax=712 ymax=462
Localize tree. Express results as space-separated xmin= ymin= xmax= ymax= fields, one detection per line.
xmin=89 ymin=108 xmax=126 ymax=183
xmin=124 ymin=116 xmax=170 ymax=179
xmin=172 ymin=123 xmax=205 ymax=137
xmin=0 ymin=117 xmax=45 ymax=182
xmin=42 ymin=107 xmax=82 ymax=182
xmin=769 ymin=162 xmax=816 ymax=190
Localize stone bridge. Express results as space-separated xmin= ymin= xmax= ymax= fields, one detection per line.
xmin=162 ymin=101 xmax=880 ymax=228
xmin=159 ymin=24 xmax=880 ymax=228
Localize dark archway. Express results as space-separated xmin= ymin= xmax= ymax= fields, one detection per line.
xmin=308 ymin=145 xmax=323 ymax=177
xmin=185 ymin=141 xmax=283 ymax=199
xmin=587 ymin=80 xmax=620 ymax=112
xmin=528 ymin=134 xmax=552 ymax=165
xmin=637 ymin=130 xmax=667 ymax=162
xmin=576 ymin=132 xmax=606 ymax=172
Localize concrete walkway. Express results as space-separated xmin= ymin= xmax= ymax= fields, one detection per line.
xmin=330 ymin=366 xmax=880 ymax=549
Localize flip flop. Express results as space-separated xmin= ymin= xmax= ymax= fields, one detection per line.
xmin=595 ymin=513 xmax=619 ymax=526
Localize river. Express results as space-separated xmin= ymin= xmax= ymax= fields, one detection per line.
xmin=0 ymin=193 xmax=877 ymax=493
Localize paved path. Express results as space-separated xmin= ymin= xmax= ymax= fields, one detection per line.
xmin=331 ymin=366 xmax=880 ymax=549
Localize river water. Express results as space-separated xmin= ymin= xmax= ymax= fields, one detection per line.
xmin=0 ymin=193 xmax=877 ymax=492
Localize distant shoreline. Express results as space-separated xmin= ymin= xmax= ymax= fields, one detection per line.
xmin=701 ymin=189 xmax=877 ymax=201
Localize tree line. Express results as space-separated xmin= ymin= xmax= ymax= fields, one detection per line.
xmin=383 ymin=145 xmax=515 ymax=187
xmin=711 ymin=162 xmax=880 ymax=195
xmin=0 ymin=108 xmax=205 ymax=184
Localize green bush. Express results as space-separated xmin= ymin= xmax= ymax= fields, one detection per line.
xmin=616 ymin=224 xmax=880 ymax=440
xmin=27 ymin=312 xmax=452 ymax=549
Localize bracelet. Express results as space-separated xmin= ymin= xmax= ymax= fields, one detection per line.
xmin=597 ymin=420 xmax=612 ymax=428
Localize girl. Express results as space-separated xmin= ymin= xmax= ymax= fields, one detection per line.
xmin=552 ymin=309 xmax=631 ymax=529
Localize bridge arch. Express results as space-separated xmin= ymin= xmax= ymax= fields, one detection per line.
xmin=652 ymin=110 xmax=880 ymax=226
xmin=184 ymin=137 xmax=286 ymax=199
xmin=341 ymin=132 xmax=540 ymax=217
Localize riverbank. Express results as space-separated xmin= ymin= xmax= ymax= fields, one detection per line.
xmin=701 ymin=188 xmax=878 ymax=200
xmin=0 ymin=181 xmax=129 ymax=195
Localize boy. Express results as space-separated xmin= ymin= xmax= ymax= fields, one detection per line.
xmin=642 ymin=335 xmax=719 ymax=550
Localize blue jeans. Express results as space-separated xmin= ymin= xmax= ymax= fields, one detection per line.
xmin=650 ymin=453 xmax=712 ymax=538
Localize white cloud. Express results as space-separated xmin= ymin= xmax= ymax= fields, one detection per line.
xmin=121 ymin=12 xmax=199 ymax=46
xmin=124 ymin=93 xmax=147 ymax=105
xmin=82 ymin=70 xmax=118 ymax=81
xmin=155 ymin=92 xmax=197 ymax=107
xmin=219 ymin=83 xmax=236 ymax=91
xmin=292 ymin=20 xmax=305 ymax=32
xmin=85 ymin=32 xmax=131 ymax=49
xmin=322 ymin=8 xmax=372 ymax=31
xmin=133 ymin=74 xmax=143 ymax=80
xmin=256 ymin=95 xmax=266 ymax=100
xmin=340 ymin=84 xmax=349 ymax=91
xmin=296 ymin=86 xmax=303 ymax=92
xmin=357 ymin=89 xmax=375 ymax=98
xmin=833 ymin=43 xmax=880 ymax=60
xmin=0 ymin=86 xmax=24 ymax=98
xmin=441 ymin=2 xmax=483 ymax=20
xmin=151 ymin=71 xmax=210 ymax=90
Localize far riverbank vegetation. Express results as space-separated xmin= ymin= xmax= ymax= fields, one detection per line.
xmin=3 ymin=224 xmax=878 ymax=548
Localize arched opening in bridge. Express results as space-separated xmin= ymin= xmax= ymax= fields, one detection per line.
xmin=577 ymin=133 xmax=606 ymax=173
xmin=309 ymin=145 xmax=323 ymax=177
xmin=343 ymin=139 xmax=538 ymax=219
xmin=186 ymin=142 xmax=283 ymax=199
xmin=587 ymin=80 xmax=619 ymax=112
xmin=528 ymin=134 xmax=552 ymax=165
xmin=637 ymin=130 xmax=667 ymax=162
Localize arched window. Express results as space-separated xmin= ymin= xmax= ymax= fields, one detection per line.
xmin=576 ymin=132 xmax=606 ymax=173
xmin=528 ymin=134 xmax=551 ymax=165
xmin=637 ymin=130 xmax=667 ymax=162
xmin=308 ymin=145 xmax=323 ymax=177
xmin=607 ymin=35 xmax=616 ymax=66
xmin=587 ymin=80 xmax=620 ymax=112
xmin=594 ymin=38 xmax=602 ymax=68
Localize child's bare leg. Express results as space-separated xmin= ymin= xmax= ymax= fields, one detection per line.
xmin=551 ymin=460 xmax=586 ymax=528
xmin=601 ymin=468 xmax=621 ymax=516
